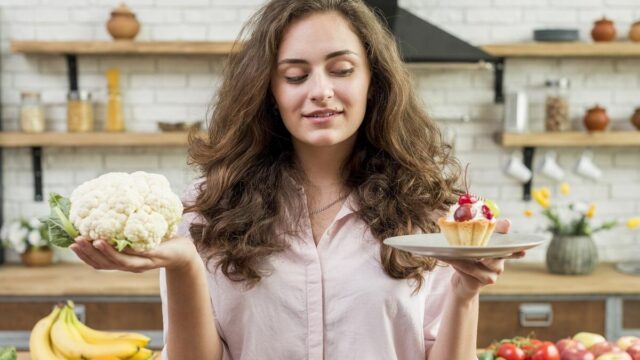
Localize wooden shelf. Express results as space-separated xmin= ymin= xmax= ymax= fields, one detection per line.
xmin=498 ymin=131 xmax=640 ymax=147
xmin=11 ymin=40 xmax=239 ymax=55
xmin=481 ymin=42 xmax=640 ymax=57
xmin=0 ymin=131 xmax=205 ymax=147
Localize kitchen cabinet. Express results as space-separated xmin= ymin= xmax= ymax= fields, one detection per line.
xmin=478 ymin=262 xmax=640 ymax=347
xmin=3 ymin=262 xmax=640 ymax=351
xmin=0 ymin=263 xmax=162 ymax=350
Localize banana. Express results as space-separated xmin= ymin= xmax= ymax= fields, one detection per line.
xmin=125 ymin=347 xmax=156 ymax=360
xmin=29 ymin=305 xmax=64 ymax=360
xmin=50 ymin=306 xmax=140 ymax=359
xmin=67 ymin=305 xmax=150 ymax=348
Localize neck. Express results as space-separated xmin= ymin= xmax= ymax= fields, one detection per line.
xmin=293 ymin=135 xmax=356 ymax=191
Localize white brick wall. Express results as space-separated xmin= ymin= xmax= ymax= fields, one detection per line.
xmin=1 ymin=0 xmax=639 ymax=263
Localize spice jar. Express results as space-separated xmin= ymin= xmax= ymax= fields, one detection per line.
xmin=544 ymin=78 xmax=571 ymax=132
xmin=631 ymin=107 xmax=640 ymax=130
xmin=591 ymin=17 xmax=616 ymax=42
xmin=583 ymin=104 xmax=609 ymax=131
xmin=67 ymin=90 xmax=94 ymax=132
xmin=20 ymin=92 xmax=45 ymax=133
xmin=107 ymin=3 xmax=140 ymax=40
xmin=629 ymin=21 xmax=640 ymax=42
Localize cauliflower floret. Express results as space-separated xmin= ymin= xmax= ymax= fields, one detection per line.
xmin=63 ymin=171 xmax=183 ymax=251
xmin=123 ymin=210 xmax=168 ymax=252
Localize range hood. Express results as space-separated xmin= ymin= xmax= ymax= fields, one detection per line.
xmin=364 ymin=0 xmax=504 ymax=103
xmin=364 ymin=0 xmax=496 ymax=63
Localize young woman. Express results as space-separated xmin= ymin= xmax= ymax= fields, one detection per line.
xmin=70 ymin=1 xmax=521 ymax=359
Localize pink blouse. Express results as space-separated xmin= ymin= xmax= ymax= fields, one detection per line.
xmin=160 ymin=185 xmax=454 ymax=360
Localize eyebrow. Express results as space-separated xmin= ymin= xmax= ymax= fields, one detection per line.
xmin=277 ymin=50 xmax=358 ymax=65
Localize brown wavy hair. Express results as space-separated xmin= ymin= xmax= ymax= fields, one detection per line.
xmin=187 ymin=0 xmax=461 ymax=291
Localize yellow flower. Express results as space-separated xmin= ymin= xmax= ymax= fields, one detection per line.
xmin=524 ymin=209 xmax=534 ymax=217
xmin=540 ymin=187 xmax=551 ymax=198
xmin=532 ymin=188 xmax=550 ymax=209
xmin=586 ymin=203 xmax=596 ymax=219
xmin=628 ymin=217 xmax=640 ymax=230
xmin=560 ymin=182 xmax=571 ymax=195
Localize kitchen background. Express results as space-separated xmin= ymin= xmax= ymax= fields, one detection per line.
xmin=1 ymin=0 xmax=639 ymax=263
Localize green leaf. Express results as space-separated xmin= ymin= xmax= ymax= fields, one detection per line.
xmin=113 ymin=237 xmax=132 ymax=252
xmin=40 ymin=192 xmax=78 ymax=248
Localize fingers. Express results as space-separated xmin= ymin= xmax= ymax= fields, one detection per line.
xmin=443 ymin=259 xmax=501 ymax=286
xmin=70 ymin=238 xmax=118 ymax=270
xmin=495 ymin=218 xmax=511 ymax=234
xmin=70 ymin=237 xmax=153 ymax=273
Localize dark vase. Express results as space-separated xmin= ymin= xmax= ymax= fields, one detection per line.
xmin=546 ymin=235 xmax=598 ymax=275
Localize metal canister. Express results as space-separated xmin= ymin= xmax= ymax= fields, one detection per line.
xmin=503 ymin=91 xmax=528 ymax=133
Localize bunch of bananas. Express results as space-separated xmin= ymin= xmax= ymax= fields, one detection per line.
xmin=29 ymin=301 xmax=156 ymax=360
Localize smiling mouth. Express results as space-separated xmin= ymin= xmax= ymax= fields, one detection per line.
xmin=303 ymin=111 xmax=344 ymax=118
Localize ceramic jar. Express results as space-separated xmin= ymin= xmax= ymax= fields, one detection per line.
xmin=584 ymin=105 xmax=610 ymax=131
xmin=631 ymin=107 xmax=640 ymax=130
xmin=21 ymin=247 xmax=54 ymax=267
xmin=591 ymin=17 xmax=616 ymax=42
xmin=106 ymin=3 xmax=140 ymax=40
xmin=630 ymin=21 xmax=640 ymax=42
xmin=546 ymin=235 xmax=598 ymax=275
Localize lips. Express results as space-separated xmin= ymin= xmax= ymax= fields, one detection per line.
xmin=303 ymin=109 xmax=344 ymax=118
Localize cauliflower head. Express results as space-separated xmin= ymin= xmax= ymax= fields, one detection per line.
xmin=43 ymin=171 xmax=183 ymax=252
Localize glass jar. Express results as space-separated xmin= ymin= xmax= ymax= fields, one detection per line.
xmin=544 ymin=78 xmax=570 ymax=131
xmin=67 ymin=90 xmax=94 ymax=132
xmin=20 ymin=92 xmax=45 ymax=133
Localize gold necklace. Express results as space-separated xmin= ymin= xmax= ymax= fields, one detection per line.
xmin=308 ymin=193 xmax=349 ymax=216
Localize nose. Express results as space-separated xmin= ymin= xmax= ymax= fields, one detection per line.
xmin=308 ymin=71 xmax=334 ymax=103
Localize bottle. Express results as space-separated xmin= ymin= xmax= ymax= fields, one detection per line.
xmin=544 ymin=78 xmax=570 ymax=132
xmin=105 ymin=68 xmax=125 ymax=132
xmin=20 ymin=91 xmax=45 ymax=133
xmin=67 ymin=90 xmax=94 ymax=132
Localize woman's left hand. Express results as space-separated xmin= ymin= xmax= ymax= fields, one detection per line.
xmin=440 ymin=218 xmax=525 ymax=300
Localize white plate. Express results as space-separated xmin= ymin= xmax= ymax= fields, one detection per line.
xmin=383 ymin=233 xmax=545 ymax=260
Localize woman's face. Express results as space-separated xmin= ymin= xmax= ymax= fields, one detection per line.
xmin=271 ymin=11 xmax=371 ymax=149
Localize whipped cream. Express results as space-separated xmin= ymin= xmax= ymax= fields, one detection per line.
xmin=446 ymin=200 xmax=496 ymax=222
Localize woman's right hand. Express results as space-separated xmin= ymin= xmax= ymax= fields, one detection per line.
xmin=69 ymin=236 xmax=199 ymax=274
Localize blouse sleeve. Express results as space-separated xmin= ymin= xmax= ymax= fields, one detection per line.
xmin=422 ymin=263 xmax=455 ymax=354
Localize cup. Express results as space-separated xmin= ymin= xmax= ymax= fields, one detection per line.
xmin=538 ymin=151 xmax=565 ymax=181
xmin=575 ymin=150 xmax=602 ymax=180
xmin=505 ymin=151 xmax=533 ymax=183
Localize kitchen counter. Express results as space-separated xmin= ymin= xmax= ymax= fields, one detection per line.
xmin=1 ymin=262 xmax=638 ymax=297
xmin=0 ymin=263 xmax=159 ymax=297
xmin=482 ymin=262 xmax=640 ymax=296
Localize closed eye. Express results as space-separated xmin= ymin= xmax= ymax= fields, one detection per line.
xmin=333 ymin=68 xmax=354 ymax=76
xmin=285 ymin=75 xmax=308 ymax=83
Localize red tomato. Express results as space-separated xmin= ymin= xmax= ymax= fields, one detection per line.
xmin=530 ymin=342 xmax=560 ymax=360
xmin=522 ymin=339 xmax=543 ymax=353
xmin=497 ymin=343 xmax=527 ymax=360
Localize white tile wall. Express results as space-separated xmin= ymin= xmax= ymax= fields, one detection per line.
xmin=1 ymin=0 xmax=639 ymax=263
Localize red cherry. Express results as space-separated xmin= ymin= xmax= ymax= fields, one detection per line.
xmin=458 ymin=194 xmax=478 ymax=205
xmin=482 ymin=204 xmax=493 ymax=220
xmin=454 ymin=204 xmax=476 ymax=222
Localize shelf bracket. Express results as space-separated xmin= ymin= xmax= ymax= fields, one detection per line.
xmin=493 ymin=58 xmax=505 ymax=104
xmin=31 ymin=147 xmax=43 ymax=202
xmin=522 ymin=146 xmax=535 ymax=201
xmin=65 ymin=54 xmax=78 ymax=91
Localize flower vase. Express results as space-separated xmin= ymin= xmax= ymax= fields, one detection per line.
xmin=546 ymin=235 xmax=598 ymax=275
xmin=20 ymin=247 xmax=54 ymax=267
